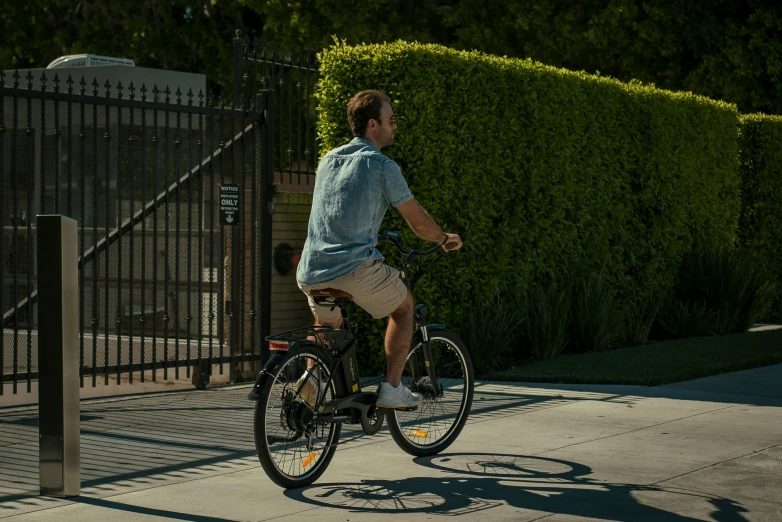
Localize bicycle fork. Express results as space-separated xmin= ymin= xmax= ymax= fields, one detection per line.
xmin=414 ymin=304 xmax=439 ymax=394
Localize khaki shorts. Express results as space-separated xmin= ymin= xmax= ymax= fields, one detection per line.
xmin=299 ymin=258 xmax=408 ymax=324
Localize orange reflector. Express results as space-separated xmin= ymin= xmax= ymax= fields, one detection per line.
xmin=269 ymin=341 xmax=289 ymax=351
xmin=411 ymin=430 xmax=429 ymax=438
xmin=301 ymin=452 xmax=317 ymax=468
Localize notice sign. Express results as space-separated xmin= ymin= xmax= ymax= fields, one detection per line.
xmin=220 ymin=184 xmax=240 ymax=226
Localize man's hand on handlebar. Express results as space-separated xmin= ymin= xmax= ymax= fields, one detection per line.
xmin=442 ymin=233 xmax=462 ymax=252
xmin=379 ymin=229 xmax=462 ymax=256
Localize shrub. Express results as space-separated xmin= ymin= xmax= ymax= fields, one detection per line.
xmin=622 ymin=286 xmax=664 ymax=346
xmin=566 ymin=267 xmax=623 ymax=352
xmin=519 ymin=279 xmax=571 ymax=361
xmin=317 ymin=41 xmax=740 ymax=369
xmin=738 ymin=114 xmax=782 ymax=321
xmin=675 ymin=242 xmax=773 ymax=334
xmin=656 ymin=300 xmax=718 ymax=339
xmin=457 ymin=295 xmax=522 ymax=375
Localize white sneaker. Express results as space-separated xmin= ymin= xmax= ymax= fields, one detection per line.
xmin=295 ymin=370 xmax=323 ymax=407
xmin=376 ymin=382 xmax=422 ymax=409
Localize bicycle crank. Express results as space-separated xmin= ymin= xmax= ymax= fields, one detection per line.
xmin=360 ymin=404 xmax=385 ymax=435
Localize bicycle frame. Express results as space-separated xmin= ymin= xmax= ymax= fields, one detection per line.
xmin=248 ymin=230 xmax=450 ymax=422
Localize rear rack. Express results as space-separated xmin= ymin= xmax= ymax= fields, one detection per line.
xmin=266 ymin=325 xmax=353 ymax=353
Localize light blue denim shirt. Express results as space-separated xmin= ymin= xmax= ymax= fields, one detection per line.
xmin=296 ymin=137 xmax=414 ymax=285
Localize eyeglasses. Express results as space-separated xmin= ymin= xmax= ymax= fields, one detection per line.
xmin=376 ymin=116 xmax=397 ymax=126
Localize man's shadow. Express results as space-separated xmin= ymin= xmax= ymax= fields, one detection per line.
xmin=284 ymin=453 xmax=748 ymax=521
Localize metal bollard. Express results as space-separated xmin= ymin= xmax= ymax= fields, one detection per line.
xmin=36 ymin=215 xmax=80 ymax=498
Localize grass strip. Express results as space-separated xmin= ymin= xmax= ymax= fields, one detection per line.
xmin=488 ymin=328 xmax=782 ymax=386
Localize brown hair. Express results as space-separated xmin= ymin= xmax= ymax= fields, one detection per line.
xmin=347 ymin=90 xmax=391 ymax=137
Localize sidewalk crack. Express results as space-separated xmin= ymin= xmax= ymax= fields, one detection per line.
xmin=532 ymin=404 xmax=736 ymax=455
xmin=649 ymin=442 xmax=782 ymax=487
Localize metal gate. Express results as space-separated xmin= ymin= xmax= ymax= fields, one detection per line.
xmin=0 ymin=34 xmax=286 ymax=397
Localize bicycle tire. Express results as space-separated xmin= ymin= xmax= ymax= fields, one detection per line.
xmin=386 ymin=329 xmax=474 ymax=457
xmin=254 ymin=344 xmax=341 ymax=488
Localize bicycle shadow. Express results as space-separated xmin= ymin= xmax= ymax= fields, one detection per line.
xmin=284 ymin=453 xmax=749 ymax=521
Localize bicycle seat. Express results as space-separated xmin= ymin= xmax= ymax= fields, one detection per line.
xmin=310 ymin=288 xmax=353 ymax=306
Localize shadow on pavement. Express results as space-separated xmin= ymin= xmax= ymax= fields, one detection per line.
xmin=0 ymin=389 xmax=260 ymax=515
xmin=1 ymin=377 xmax=775 ymax=519
xmin=69 ymin=497 xmax=237 ymax=522
xmin=475 ymin=377 xmax=782 ymax=408
xmin=286 ymin=452 xmax=750 ymax=521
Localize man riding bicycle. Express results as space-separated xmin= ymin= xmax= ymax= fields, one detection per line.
xmin=296 ymin=90 xmax=462 ymax=410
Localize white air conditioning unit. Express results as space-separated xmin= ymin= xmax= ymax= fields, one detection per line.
xmin=46 ymin=54 xmax=135 ymax=69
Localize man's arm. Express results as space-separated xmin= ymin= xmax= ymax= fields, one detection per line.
xmin=396 ymin=199 xmax=463 ymax=251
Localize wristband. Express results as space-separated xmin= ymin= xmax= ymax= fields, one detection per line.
xmin=440 ymin=233 xmax=449 ymax=246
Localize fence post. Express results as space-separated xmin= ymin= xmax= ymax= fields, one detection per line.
xmin=258 ymin=91 xmax=274 ymax=365
xmin=233 ymin=29 xmax=244 ymax=109
xmin=228 ymin=30 xmax=245 ymax=382
xmin=37 ymin=214 xmax=80 ymax=498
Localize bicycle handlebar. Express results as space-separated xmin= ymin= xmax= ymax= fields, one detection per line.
xmin=377 ymin=230 xmax=445 ymax=257
xmin=377 ymin=230 xmax=448 ymax=287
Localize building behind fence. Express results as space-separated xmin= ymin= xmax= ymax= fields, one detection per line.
xmin=1 ymin=33 xmax=318 ymax=401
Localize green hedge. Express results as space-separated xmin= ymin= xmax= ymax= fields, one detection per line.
xmin=738 ymin=114 xmax=782 ymax=320
xmin=316 ymin=41 xmax=740 ymax=374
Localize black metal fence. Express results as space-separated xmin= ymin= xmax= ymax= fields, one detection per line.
xmin=234 ymin=31 xmax=319 ymax=189
xmin=0 ymin=33 xmax=294 ymax=395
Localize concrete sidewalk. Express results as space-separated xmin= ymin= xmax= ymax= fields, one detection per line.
xmin=1 ymin=365 xmax=781 ymax=521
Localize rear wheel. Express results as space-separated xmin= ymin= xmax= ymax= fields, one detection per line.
xmin=387 ymin=329 xmax=474 ymax=457
xmin=254 ymin=345 xmax=341 ymax=488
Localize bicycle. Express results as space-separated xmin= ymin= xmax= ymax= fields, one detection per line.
xmin=248 ymin=230 xmax=475 ymax=488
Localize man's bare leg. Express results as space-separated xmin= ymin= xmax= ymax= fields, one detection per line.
xmin=314 ymin=316 xmax=343 ymax=331
xmin=384 ymin=291 xmax=415 ymax=387
xmin=305 ymin=316 xmax=343 ymax=371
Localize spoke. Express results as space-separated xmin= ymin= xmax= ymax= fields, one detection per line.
xmin=398 ymin=338 xmax=467 ymax=447
xmin=262 ymin=352 xmax=335 ymax=480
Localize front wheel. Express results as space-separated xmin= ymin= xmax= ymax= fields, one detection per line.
xmin=387 ymin=329 xmax=474 ymax=457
